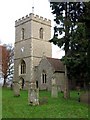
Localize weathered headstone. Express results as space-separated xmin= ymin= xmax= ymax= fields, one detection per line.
xmin=24 ymin=81 xmax=30 ymax=90
xmin=13 ymin=81 xmax=20 ymax=96
xmin=64 ymin=88 xmax=69 ymax=99
xmin=28 ymin=81 xmax=39 ymax=105
xmin=19 ymin=80 xmax=22 ymax=90
xmin=51 ymin=77 xmax=58 ymax=98
xmin=80 ymin=91 xmax=90 ymax=104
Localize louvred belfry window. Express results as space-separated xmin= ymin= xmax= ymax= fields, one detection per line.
xmin=39 ymin=28 xmax=43 ymax=39
xmin=21 ymin=28 xmax=25 ymax=40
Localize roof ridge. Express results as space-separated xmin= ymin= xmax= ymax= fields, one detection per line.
xmin=46 ymin=57 xmax=60 ymax=60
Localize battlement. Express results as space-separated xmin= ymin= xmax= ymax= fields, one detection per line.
xmin=15 ymin=13 xmax=51 ymax=27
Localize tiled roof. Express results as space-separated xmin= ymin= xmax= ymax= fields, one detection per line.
xmin=46 ymin=57 xmax=65 ymax=72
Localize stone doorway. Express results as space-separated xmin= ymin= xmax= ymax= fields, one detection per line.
xmin=36 ymin=81 xmax=38 ymax=88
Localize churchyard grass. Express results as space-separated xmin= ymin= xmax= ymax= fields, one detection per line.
xmin=2 ymin=88 xmax=89 ymax=118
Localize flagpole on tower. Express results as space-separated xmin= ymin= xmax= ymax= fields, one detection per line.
xmin=32 ymin=0 xmax=34 ymax=13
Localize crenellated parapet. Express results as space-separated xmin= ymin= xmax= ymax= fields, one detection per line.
xmin=15 ymin=13 xmax=51 ymax=27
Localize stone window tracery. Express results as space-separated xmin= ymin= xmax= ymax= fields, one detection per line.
xmin=19 ymin=60 xmax=26 ymax=75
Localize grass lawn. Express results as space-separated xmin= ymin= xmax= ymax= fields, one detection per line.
xmin=2 ymin=88 xmax=89 ymax=119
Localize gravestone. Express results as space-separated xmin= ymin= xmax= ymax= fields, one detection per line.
xmin=80 ymin=91 xmax=90 ymax=104
xmin=13 ymin=81 xmax=20 ymax=96
xmin=51 ymin=77 xmax=58 ymax=98
xmin=64 ymin=88 xmax=69 ymax=99
xmin=28 ymin=81 xmax=39 ymax=105
xmin=19 ymin=80 xmax=22 ymax=90
xmin=24 ymin=81 xmax=30 ymax=90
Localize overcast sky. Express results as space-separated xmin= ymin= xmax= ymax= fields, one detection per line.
xmin=0 ymin=0 xmax=65 ymax=58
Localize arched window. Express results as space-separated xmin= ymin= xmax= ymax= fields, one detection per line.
xmin=21 ymin=28 xmax=25 ymax=40
xmin=42 ymin=70 xmax=47 ymax=84
xmin=39 ymin=28 xmax=43 ymax=39
xmin=19 ymin=60 xmax=26 ymax=75
xmin=21 ymin=60 xmax=26 ymax=74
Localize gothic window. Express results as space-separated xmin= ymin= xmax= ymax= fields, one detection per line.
xmin=39 ymin=28 xmax=43 ymax=39
xmin=19 ymin=60 xmax=26 ymax=75
xmin=21 ymin=28 xmax=25 ymax=40
xmin=21 ymin=60 xmax=26 ymax=74
xmin=42 ymin=70 xmax=47 ymax=84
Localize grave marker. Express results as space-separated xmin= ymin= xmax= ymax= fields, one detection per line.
xmin=13 ymin=81 xmax=20 ymax=96
xmin=51 ymin=77 xmax=58 ymax=98
xmin=28 ymin=81 xmax=39 ymax=105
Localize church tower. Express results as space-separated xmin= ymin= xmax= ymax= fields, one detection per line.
xmin=14 ymin=13 xmax=52 ymax=89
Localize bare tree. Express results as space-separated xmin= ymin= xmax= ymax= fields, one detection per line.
xmin=3 ymin=44 xmax=14 ymax=87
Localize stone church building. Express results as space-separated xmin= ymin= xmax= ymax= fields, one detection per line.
xmin=13 ymin=13 xmax=65 ymax=92
xmin=35 ymin=57 xmax=65 ymax=92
